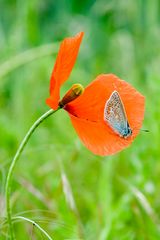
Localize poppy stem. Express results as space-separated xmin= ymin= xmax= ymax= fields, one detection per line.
xmin=5 ymin=108 xmax=60 ymax=239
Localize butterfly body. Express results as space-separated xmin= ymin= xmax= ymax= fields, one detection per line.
xmin=104 ymin=91 xmax=132 ymax=138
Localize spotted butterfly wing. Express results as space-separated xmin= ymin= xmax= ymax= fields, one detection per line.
xmin=104 ymin=91 xmax=132 ymax=138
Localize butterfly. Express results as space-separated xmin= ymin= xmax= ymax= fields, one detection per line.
xmin=104 ymin=90 xmax=132 ymax=138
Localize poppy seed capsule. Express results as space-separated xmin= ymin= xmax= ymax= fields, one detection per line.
xmin=59 ymin=83 xmax=84 ymax=108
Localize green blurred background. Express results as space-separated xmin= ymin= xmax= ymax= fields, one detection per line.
xmin=0 ymin=0 xmax=160 ymax=239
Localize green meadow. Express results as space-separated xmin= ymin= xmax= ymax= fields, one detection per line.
xmin=0 ymin=0 xmax=160 ymax=239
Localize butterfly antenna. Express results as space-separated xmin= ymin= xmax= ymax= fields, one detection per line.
xmin=132 ymin=127 xmax=149 ymax=133
xmin=141 ymin=129 xmax=149 ymax=133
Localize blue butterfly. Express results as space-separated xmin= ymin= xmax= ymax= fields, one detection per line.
xmin=104 ymin=90 xmax=132 ymax=138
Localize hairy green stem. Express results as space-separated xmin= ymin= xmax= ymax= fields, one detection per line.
xmin=12 ymin=216 xmax=53 ymax=240
xmin=5 ymin=108 xmax=60 ymax=239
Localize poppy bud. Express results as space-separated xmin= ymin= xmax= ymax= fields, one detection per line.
xmin=59 ymin=84 xmax=84 ymax=108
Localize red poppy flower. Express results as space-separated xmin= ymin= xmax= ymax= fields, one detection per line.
xmin=46 ymin=32 xmax=145 ymax=156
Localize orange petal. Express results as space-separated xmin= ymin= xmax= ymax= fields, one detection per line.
xmin=69 ymin=115 xmax=134 ymax=156
xmin=46 ymin=32 xmax=84 ymax=110
xmin=65 ymin=74 xmax=145 ymax=156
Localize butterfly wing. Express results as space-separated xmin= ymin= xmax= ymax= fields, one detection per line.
xmin=104 ymin=91 xmax=131 ymax=137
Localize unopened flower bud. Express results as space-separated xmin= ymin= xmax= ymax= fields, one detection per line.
xmin=59 ymin=84 xmax=84 ymax=108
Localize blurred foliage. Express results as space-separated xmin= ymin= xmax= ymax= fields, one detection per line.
xmin=0 ymin=0 xmax=160 ymax=239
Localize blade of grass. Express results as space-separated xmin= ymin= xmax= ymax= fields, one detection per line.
xmin=58 ymin=157 xmax=84 ymax=239
xmin=0 ymin=43 xmax=58 ymax=79
xmin=118 ymin=176 xmax=159 ymax=224
xmin=18 ymin=177 xmax=52 ymax=209
xmin=12 ymin=216 xmax=53 ymax=240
